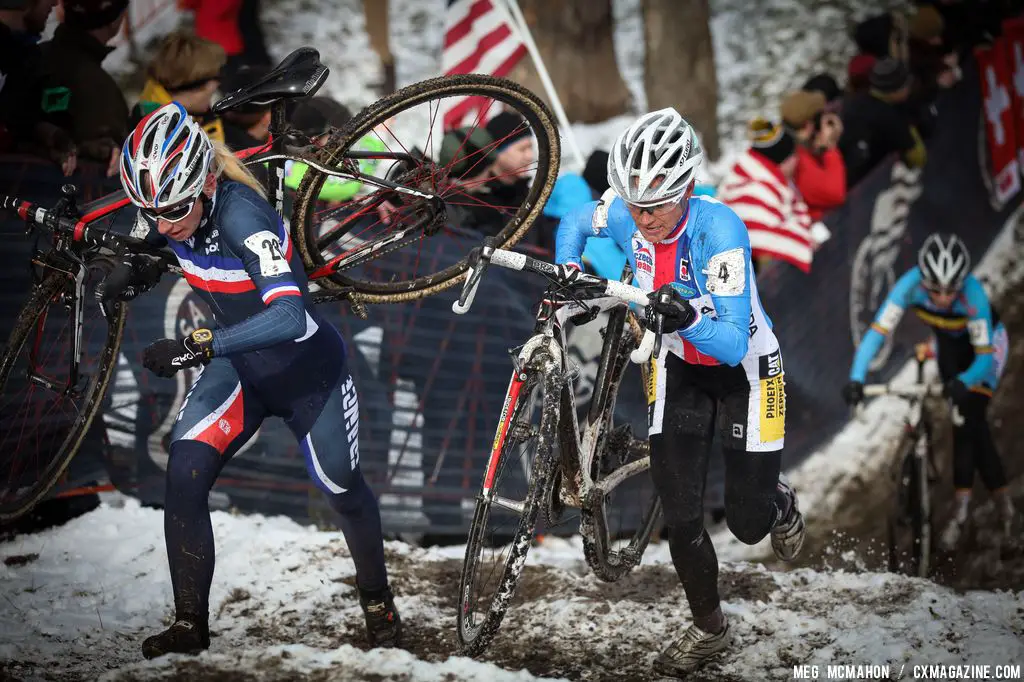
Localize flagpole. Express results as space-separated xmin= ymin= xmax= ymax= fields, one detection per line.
xmin=496 ymin=0 xmax=587 ymax=172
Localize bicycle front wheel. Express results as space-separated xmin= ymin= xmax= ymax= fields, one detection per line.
xmin=292 ymin=74 xmax=559 ymax=303
xmin=0 ymin=263 xmax=126 ymax=522
xmin=457 ymin=355 xmax=561 ymax=657
xmin=886 ymin=432 xmax=931 ymax=577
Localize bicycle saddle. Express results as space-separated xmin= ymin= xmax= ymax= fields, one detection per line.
xmin=212 ymin=47 xmax=329 ymax=114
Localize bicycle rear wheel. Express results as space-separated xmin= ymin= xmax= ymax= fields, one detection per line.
xmin=579 ymin=309 xmax=661 ymax=582
xmin=457 ymin=354 xmax=561 ymax=657
xmin=886 ymin=432 xmax=931 ymax=577
xmin=292 ymin=74 xmax=559 ymax=303
xmin=0 ymin=262 xmax=125 ymax=522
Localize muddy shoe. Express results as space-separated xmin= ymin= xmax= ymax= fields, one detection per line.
xmin=940 ymin=516 xmax=966 ymax=551
xmin=771 ymin=476 xmax=805 ymax=562
xmin=141 ymin=619 xmax=210 ymax=659
xmin=359 ymin=585 xmax=402 ymax=648
xmin=653 ymin=620 xmax=731 ymax=678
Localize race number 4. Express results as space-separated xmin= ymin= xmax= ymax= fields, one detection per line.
xmin=243 ymin=231 xmax=289 ymax=277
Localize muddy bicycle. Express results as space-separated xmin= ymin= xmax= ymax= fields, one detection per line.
xmin=0 ymin=48 xmax=560 ymax=522
xmin=449 ymin=240 xmax=663 ymax=656
xmin=861 ymin=345 xmax=945 ymax=578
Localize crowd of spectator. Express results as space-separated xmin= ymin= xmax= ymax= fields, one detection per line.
xmin=1 ymin=0 xmax=1021 ymax=275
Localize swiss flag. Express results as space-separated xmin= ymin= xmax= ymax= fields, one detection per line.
xmin=1002 ymin=18 xmax=1024 ymax=176
xmin=976 ymin=38 xmax=1021 ymax=205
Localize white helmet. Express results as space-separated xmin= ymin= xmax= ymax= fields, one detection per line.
xmin=120 ymin=102 xmax=214 ymax=210
xmin=918 ymin=233 xmax=970 ymax=290
xmin=607 ymin=107 xmax=703 ymax=205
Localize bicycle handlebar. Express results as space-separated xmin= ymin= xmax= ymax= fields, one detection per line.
xmin=862 ymin=383 xmax=943 ymax=399
xmin=1 ymin=193 xmax=177 ymax=270
xmin=452 ymin=243 xmax=659 ymax=364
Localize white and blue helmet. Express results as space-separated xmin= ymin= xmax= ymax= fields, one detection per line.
xmin=607 ymin=107 xmax=703 ymax=205
xmin=918 ymin=233 xmax=970 ymax=290
xmin=119 ymin=102 xmax=214 ymax=210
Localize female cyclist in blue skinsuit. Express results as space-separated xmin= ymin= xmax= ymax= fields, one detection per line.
xmin=111 ymin=102 xmax=400 ymax=658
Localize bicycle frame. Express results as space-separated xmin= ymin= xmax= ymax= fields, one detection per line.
xmin=483 ymin=271 xmax=650 ymax=515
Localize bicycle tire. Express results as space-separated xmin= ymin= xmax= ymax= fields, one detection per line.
xmin=580 ymin=309 xmax=661 ymax=582
xmin=292 ymin=74 xmax=560 ymax=303
xmin=457 ymin=355 xmax=561 ymax=657
xmin=0 ymin=268 xmax=126 ymax=522
xmin=886 ymin=432 xmax=929 ymax=576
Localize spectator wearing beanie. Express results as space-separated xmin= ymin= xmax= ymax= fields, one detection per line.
xmin=485 ymin=111 xmax=534 ymax=182
xmin=717 ymin=119 xmax=825 ymax=274
xmin=40 ymin=0 xmax=130 ymax=171
xmin=838 ymin=57 xmax=926 ymax=188
xmin=781 ymin=90 xmax=847 ymax=220
xmin=130 ymin=30 xmax=227 ymax=143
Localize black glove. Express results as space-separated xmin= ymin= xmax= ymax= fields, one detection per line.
xmin=142 ymin=329 xmax=214 ymax=378
xmin=96 ymin=256 xmax=162 ymax=317
xmin=645 ymin=284 xmax=696 ymax=334
xmin=841 ymin=380 xmax=864 ymax=407
xmin=944 ymin=378 xmax=970 ymax=406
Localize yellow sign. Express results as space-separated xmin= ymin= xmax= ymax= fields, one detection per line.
xmin=647 ymin=357 xmax=658 ymax=405
xmin=759 ymin=373 xmax=786 ymax=442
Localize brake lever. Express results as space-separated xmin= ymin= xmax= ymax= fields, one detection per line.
xmin=452 ymin=237 xmax=495 ymax=314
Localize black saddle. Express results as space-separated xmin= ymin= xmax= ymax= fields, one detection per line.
xmin=212 ymin=47 xmax=329 ymax=114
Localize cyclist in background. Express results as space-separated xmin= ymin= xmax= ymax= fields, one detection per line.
xmin=109 ymin=102 xmax=400 ymax=658
xmin=555 ymin=108 xmax=806 ymax=678
xmin=844 ymin=233 xmax=1017 ymax=547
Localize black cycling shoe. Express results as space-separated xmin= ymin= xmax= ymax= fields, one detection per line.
xmin=141 ymin=618 xmax=210 ymax=659
xmin=358 ymin=585 xmax=402 ymax=648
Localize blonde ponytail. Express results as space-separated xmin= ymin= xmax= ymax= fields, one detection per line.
xmin=212 ymin=141 xmax=266 ymax=198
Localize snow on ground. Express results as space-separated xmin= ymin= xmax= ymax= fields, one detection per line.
xmin=1 ymin=498 xmax=1022 ymax=681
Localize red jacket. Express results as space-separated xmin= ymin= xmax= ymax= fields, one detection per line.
xmin=793 ymin=145 xmax=847 ymax=220
xmin=179 ymin=0 xmax=244 ymax=56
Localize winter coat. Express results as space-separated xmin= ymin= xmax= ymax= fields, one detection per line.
xmin=178 ymin=0 xmax=244 ymax=56
xmin=793 ymin=145 xmax=847 ymax=221
xmin=40 ymin=23 xmax=128 ymax=163
xmin=838 ymin=91 xmax=926 ymax=188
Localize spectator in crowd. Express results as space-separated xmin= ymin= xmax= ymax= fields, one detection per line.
xmin=802 ymin=73 xmax=842 ymax=111
xmin=838 ymin=57 xmax=927 ymax=188
xmin=40 ymin=0 xmax=130 ymax=175
xmin=284 ymin=96 xmax=392 ymax=203
xmin=717 ymin=118 xmax=827 ymax=274
xmin=0 ymin=0 xmax=76 ymax=175
xmin=780 ymin=90 xmax=846 ymax=220
xmin=846 ymin=53 xmax=877 ymax=94
xmin=178 ymin=0 xmax=270 ymax=75
xmin=437 ymin=125 xmax=501 ymax=233
xmin=906 ymin=4 xmax=961 ymax=140
xmin=485 ymin=111 xmax=558 ymax=250
xmin=853 ymin=9 xmax=909 ymax=62
xmin=220 ymin=64 xmax=273 ymax=151
xmin=130 ymin=30 xmax=227 ymax=143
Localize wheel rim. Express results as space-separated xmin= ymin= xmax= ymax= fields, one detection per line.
xmin=295 ymin=75 xmax=559 ymax=299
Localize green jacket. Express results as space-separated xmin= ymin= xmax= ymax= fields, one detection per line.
xmin=285 ymin=135 xmax=387 ymax=202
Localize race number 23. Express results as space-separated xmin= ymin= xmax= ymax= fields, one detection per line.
xmin=243 ymin=230 xmax=289 ymax=277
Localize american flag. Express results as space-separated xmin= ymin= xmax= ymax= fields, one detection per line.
xmin=440 ymin=0 xmax=528 ymax=131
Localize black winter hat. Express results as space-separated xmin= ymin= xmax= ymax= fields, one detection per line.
xmin=870 ymin=57 xmax=911 ymax=94
xmin=583 ymin=150 xmax=609 ymax=194
xmin=63 ymin=0 xmax=130 ymax=31
xmin=749 ymin=118 xmax=796 ymax=166
xmin=802 ymin=73 xmax=842 ymax=104
xmin=485 ymin=111 xmax=531 ymax=152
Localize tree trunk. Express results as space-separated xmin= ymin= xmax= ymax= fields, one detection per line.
xmin=506 ymin=0 xmax=632 ymax=125
xmin=642 ymin=0 xmax=719 ymax=159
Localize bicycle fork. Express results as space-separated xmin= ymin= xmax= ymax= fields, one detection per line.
xmin=27 ymin=267 xmax=86 ymax=397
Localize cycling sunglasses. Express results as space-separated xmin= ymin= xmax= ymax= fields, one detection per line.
xmin=142 ymin=197 xmax=198 ymax=224
xmin=624 ymin=195 xmax=683 ymax=217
